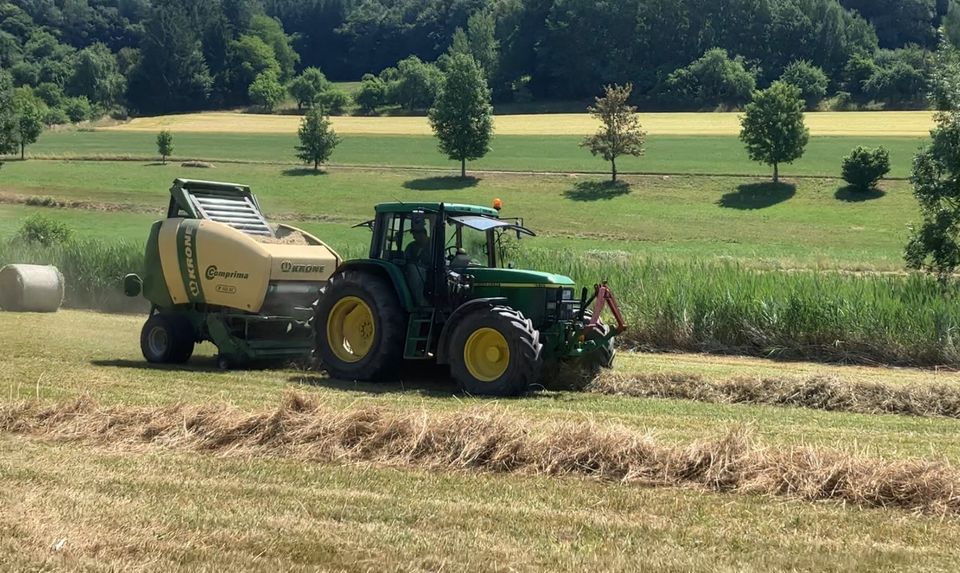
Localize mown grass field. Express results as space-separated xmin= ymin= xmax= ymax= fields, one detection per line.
xmin=2 ymin=310 xmax=960 ymax=571
xmin=31 ymin=130 xmax=926 ymax=177
xmin=2 ymin=114 xmax=957 ymax=570
xmin=103 ymin=110 xmax=936 ymax=136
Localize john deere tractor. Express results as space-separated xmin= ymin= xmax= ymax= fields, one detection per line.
xmin=314 ymin=201 xmax=626 ymax=396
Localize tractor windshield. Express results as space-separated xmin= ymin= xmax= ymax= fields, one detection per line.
xmin=445 ymin=215 xmax=535 ymax=269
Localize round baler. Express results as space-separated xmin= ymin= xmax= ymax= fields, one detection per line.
xmin=126 ymin=179 xmax=341 ymax=367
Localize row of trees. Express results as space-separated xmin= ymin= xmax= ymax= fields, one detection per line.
xmin=3 ymin=0 xmax=958 ymax=117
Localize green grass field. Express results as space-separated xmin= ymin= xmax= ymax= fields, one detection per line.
xmin=2 ymin=310 xmax=960 ymax=571
xmin=30 ymin=130 xmax=926 ymax=177
xmin=0 ymin=159 xmax=919 ymax=269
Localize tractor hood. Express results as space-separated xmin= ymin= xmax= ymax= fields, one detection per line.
xmin=463 ymin=267 xmax=576 ymax=287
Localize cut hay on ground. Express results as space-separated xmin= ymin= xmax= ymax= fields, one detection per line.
xmin=2 ymin=394 xmax=958 ymax=515
xmin=101 ymin=111 xmax=936 ymax=137
xmin=589 ymin=372 xmax=960 ymax=419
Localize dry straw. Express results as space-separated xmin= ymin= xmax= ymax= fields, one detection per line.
xmin=2 ymin=394 xmax=959 ymax=515
xmin=588 ymin=371 xmax=960 ymax=419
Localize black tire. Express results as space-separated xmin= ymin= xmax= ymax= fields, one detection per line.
xmin=140 ymin=313 xmax=195 ymax=364
xmin=579 ymin=311 xmax=616 ymax=370
xmin=448 ymin=305 xmax=543 ymax=397
xmin=314 ymin=270 xmax=406 ymax=381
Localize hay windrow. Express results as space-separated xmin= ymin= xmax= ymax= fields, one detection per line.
xmin=2 ymin=394 xmax=959 ymax=516
xmin=588 ymin=371 xmax=960 ymax=419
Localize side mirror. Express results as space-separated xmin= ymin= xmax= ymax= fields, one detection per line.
xmin=123 ymin=273 xmax=143 ymax=297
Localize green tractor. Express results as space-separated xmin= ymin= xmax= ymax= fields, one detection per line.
xmin=314 ymin=201 xmax=626 ymax=396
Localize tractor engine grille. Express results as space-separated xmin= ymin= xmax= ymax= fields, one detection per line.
xmin=548 ymin=287 xmax=580 ymax=322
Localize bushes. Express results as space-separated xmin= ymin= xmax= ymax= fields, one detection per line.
xmin=62 ymin=96 xmax=92 ymax=122
xmin=17 ymin=215 xmax=72 ymax=246
xmin=779 ymin=60 xmax=829 ymax=109
xmin=842 ymin=146 xmax=891 ymax=190
xmin=316 ymin=88 xmax=351 ymax=115
xmin=658 ymin=48 xmax=756 ymax=110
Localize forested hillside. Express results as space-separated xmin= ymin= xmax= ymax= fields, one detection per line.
xmin=1 ymin=0 xmax=958 ymax=117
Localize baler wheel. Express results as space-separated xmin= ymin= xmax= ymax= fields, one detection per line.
xmin=140 ymin=313 xmax=195 ymax=364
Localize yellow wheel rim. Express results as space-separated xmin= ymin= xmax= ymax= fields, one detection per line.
xmin=326 ymin=296 xmax=376 ymax=363
xmin=463 ymin=327 xmax=510 ymax=382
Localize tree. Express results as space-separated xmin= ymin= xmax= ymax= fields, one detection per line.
xmin=905 ymin=41 xmax=960 ymax=279
xmin=390 ymin=56 xmax=443 ymax=111
xmin=225 ymin=35 xmax=281 ymax=99
xmin=0 ymin=71 xmax=18 ymax=168
xmin=428 ymin=54 xmax=493 ymax=178
xmin=156 ymin=130 xmax=173 ymax=164
xmin=779 ymin=60 xmax=830 ymax=109
xmin=660 ymin=48 xmax=757 ymax=109
xmin=248 ymin=71 xmax=284 ymax=111
xmin=448 ymin=11 xmax=499 ymax=80
xmin=248 ymin=14 xmax=299 ymax=81
xmin=296 ymin=106 xmax=340 ymax=171
xmin=126 ymin=2 xmax=213 ymax=114
xmin=287 ymin=67 xmax=330 ymax=110
xmin=13 ymin=88 xmax=44 ymax=159
xmin=355 ymin=73 xmax=386 ymax=114
xmin=67 ymin=42 xmax=126 ymax=108
xmin=581 ymin=83 xmax=646 ymax=182
xmin=739 ymin=81 xmax=809 ymax=183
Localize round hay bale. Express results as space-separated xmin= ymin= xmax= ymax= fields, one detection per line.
xmin=181 ymin=160 xmax=215 ymax=168
xmin=0 ymin=264 xmax=65 ymax=312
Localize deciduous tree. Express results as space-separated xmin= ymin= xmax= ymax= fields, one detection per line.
xmin=428 ymin=54 xmax=493 ymax=178
xmin=248 ymin=71 xmax=284 ymax=111
xmin=296 ymin=106 xmax=340 ymax=171
xmin=156 ymin=130 xmax=173 ymax=164
xmin=739 ymin=81 xmax=809 ymax=183
xmin=779 ymin=60 xmax=829 ymax=109
xmin=581 ymin=83 xmax=646 ymax=182
xmin=13 ymin=88 xmax=44 ymax=159
xmin=905 ymin=41 xmax=960 ymax=279
xmin=287 ymin=67 xmax=330 ymax=110
xmin=0 ymin=71 xmax=19 ymax=168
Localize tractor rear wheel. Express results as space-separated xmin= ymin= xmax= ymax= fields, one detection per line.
xmin=448 ymin=306 xmax=543 ymax=396
xmin=140 ymin=313 xmax=195 ymax=364
xmin=314 ymin=271 xmax=406 ymax=381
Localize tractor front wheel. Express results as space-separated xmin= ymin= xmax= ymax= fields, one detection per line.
xmin=449 ymin=306 xmax=543 ymax=396
xmin=140 ymin=313 xmax=195 ymax=364
xmin=314 ymin=271 xmax=406 ymax=381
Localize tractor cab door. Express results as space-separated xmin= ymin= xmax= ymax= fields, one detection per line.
xmin=376 ymin=211 xmax=438 ymax=307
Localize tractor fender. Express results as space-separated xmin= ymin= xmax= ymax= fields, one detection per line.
xmin=335 ymin=259 xmax=416 ymax=312
xmin=436 ymin=297 xmax=508 ymax=364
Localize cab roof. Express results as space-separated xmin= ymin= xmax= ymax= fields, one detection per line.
xmin=375 ymin=202 xmax=499 ymax=218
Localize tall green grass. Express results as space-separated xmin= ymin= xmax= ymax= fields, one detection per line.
xmin=517 ymin=248 xmax=960 ymax=366
xmin=0 ymin=238 xmax=146 ymax=313
xmin=5 ymin=237 xmax=958 ymax=367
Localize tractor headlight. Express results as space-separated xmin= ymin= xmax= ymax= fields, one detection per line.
xmin=561 ymin=288 xmax=574 ymax=300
